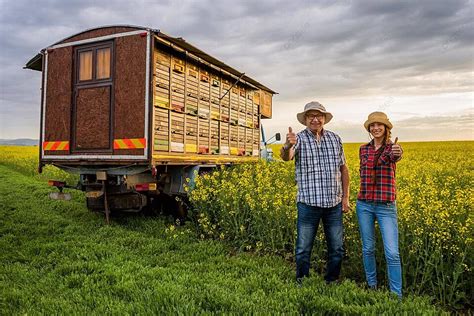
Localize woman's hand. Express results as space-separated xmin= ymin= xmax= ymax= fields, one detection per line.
xmin=392 ymin=137 xmax=403 ymax=158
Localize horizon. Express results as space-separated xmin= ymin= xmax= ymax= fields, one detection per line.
xmin=2 ymin=138 xmax=474 ymax=144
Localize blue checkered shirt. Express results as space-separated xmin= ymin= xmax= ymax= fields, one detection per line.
xmin=294 ymin=128 xmax=346 ymax=208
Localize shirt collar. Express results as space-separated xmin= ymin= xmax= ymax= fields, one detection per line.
xmin=368 ymin=139 xmax=388 ymax=151
xmin=305 ymin=127 xmax=325 ymax=138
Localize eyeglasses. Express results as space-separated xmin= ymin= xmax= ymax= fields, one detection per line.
xmin=306 ymin=113 xmax=325 ymax=121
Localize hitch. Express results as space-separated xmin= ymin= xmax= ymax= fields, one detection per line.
xmin=48 ymin=180 xmax=74 ymax=201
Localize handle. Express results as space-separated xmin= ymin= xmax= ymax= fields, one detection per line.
xmin=173 ymin=64 xmax=184 ymax=73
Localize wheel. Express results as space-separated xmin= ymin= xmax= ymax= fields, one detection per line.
xmin=150 ymin=193 xmax=188 ymax=224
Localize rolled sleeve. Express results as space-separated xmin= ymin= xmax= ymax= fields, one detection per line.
xmin=294 ymin=134 xmax=301 ymax=152
xmin=339 ymin=138 xmax=346 ymax=166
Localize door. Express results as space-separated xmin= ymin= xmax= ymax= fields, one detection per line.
xmin=72 ymin=41 xmax=114 ymax=152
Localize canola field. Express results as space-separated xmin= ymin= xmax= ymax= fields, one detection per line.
xmin=189 ymin=141 xmax=473 ymax=309
xmin=0 ymin=142 xmax=472 ymax=310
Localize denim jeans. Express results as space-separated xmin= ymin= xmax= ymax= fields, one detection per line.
xmin=356 ymin=199 xmax=402 ymax=298
xmin=295 ymin=202 xmax=344 ymax=282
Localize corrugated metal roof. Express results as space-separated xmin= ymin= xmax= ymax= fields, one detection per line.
xmin=24 ymin=25 xmax=275 ymax=94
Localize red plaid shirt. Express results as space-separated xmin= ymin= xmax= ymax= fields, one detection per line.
xmin=357 ymin=140 xmax=401 ymax=202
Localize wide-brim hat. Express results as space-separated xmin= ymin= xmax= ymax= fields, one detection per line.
xmin=364 ymin=111 xmax=393 ymax=131
xmin=296 ymin=101 xmax=333 ymax=125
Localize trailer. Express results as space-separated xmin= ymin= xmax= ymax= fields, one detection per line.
xmin=25 ymin=25 xmax=276 ymax=221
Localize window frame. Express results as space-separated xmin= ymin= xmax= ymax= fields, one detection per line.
xmin=75 ymin=41 xmax=114 ymax=86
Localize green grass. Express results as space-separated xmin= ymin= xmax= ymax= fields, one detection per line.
xmin=0 ymin=164 xmax=445 ymax=314
xmin=189 ymin=141 xmax=474 ymax=311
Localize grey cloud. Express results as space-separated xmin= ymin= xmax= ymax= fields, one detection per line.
xmin=395 ymin=109 xmax=474 ymax=128
xmin=0 ymin=0 xmax=472 ymax=139
xmin=264 ymin=106 xmax=474 ymax=143
xmin=331 ymin=109 xmax=474 ymax=142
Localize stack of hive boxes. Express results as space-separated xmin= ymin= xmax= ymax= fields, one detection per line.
xmin=153 ymin=51 xmax=170 ymax=151
xmin=220 ymin=78 xmax=230 ymax=155
xmin=153 ymin=47 xmax=263 ymax=157
xmin=252 ymin=91 xmax=261 ymax=156
xmin=170 ymin=56 xmax=185 ymax=152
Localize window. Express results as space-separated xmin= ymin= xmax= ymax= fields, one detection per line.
xmin=76 ymin=43 xmax=112 ymax=83
xmin=79 ymin=51 xmax=93 ymax=81
xmin=96 ymin=48 xmax=111 ymax=79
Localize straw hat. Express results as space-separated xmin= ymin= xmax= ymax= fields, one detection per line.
xmin=364 ymin=111 xmax=393 ymax=131
xmin=297 ymin=101 xmax=333 ymax=125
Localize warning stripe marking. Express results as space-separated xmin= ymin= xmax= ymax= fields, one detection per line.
xmin=113 ymin=138 xmax=146 ymax=149
xmin=43 ymin=141 xmax=69 ymax=151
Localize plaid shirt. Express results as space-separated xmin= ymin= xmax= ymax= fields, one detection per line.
xmin=357 ymin=140 xmax=401 ymax=202
xmin=294 ymin=128 xmax=346 ymax=208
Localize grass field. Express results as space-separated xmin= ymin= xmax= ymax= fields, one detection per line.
xmin=0 ymin=147 xmax=472 ymax=315
xmin=189 ymin=141 xmax=473 ymax=311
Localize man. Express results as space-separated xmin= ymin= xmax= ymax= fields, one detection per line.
xmin=281 ymin=101 xmax=350 ymax=285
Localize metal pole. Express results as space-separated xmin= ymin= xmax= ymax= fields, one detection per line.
xmin=219 ymin=73 xmax=246 ymax=101
xmin=103 ymin=180 xmax=110 ymax=224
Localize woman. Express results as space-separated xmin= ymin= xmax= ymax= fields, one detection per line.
xmin=356 ymin=112 xmax=403 ymax=298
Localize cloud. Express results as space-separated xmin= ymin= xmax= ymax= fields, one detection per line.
xmin=264 ymin=107 xmax=473 ymax=143
xmin=0 ymin=0 xmax=473 ymax=139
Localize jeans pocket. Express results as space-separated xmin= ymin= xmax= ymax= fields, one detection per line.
xmin=381 ymin=202 xmax=397 ymax=212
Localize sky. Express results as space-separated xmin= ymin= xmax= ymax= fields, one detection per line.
xmin=0 ymin=0 xmax=473 ymax=142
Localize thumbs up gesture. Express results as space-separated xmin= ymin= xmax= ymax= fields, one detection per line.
xmin=285 ymin=127 xmax=297 ymax=149
xmin=392 ymin=137 xmax=402 ymax=157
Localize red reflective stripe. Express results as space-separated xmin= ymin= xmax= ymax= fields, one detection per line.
xmin=57 ymin=142 xmax=66 ymax=150
xmin=135 ymin=184 xmax=148 ymax=191
xmin=123 ymin=138 xmax=134 ymax=148
xmin=43 ymin=141 xmax=69 ymax=151
xmin=48 ymin=180 xmax=65 ymax=187
xmin=50 ymin=142 xmax=60 ymax=151
xmin=113 ymin=138 xmax=145 ymax=149
xmin=113 ymin=140 xmax=120 ymax=149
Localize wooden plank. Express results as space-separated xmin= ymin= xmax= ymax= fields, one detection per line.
xmin=261 ymin=90 xmax=272 ymax=118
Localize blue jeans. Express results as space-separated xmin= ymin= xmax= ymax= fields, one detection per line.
xmin=295 ymin=202 xmax=344 ymax=282
xmin=356 ymin=200 xmax=402 ymax=297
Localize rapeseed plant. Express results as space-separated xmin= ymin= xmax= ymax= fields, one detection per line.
xmin=189 ymin=141 xmax=473 ymax=309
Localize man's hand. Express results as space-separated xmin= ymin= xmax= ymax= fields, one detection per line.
xmin=281 ymin=127 xmax=297 ymax=161
xmin=285 ymin=127 xmax=297 ymax=149
xmin=392 ymin=137 xmax=402 ymax=157
xmin=342 ymin=196 xmax=351 ymax=213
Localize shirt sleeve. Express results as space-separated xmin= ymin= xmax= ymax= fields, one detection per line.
xmin=339 ymin=136 xmax=346 ymax=166
xmin=294 ymin=133 xmax=301 ymax=152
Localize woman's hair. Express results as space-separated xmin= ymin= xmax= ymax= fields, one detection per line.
xmin=384 ymin=128 xmax=392 ymax=145
xmin=368 ymin=124 xmax=392 ymax=144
